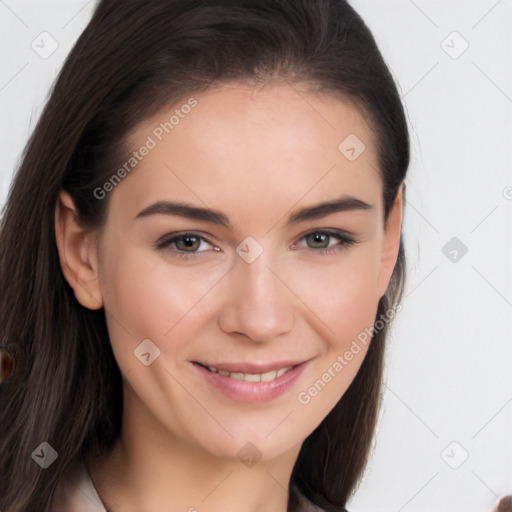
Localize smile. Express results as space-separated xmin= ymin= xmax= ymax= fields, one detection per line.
xmin=191 ymin=360 xmax=310 ymax=402
xmin=200 ymin=364 xmax=294 ymax=382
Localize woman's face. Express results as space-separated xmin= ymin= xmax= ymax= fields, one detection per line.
xmin=86 ymin=82 xmax=402 ymax=463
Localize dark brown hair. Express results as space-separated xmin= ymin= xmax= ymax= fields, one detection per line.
xmin=0 ymin=1 xmax=409 ymax=511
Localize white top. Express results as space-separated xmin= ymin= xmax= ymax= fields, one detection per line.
xmin=50 ymin=455 xmax=331 ymax=512
xmin=50 ymin=456 xmax=107 ymax=512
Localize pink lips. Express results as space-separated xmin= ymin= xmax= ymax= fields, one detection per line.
xmin=191 ymin=360 xmax=308 ymax=403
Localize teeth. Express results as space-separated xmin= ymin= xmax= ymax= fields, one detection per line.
xmin=276 ymin=367 xmax=289 ymax=378
xmin=261 ymin=370 xmax=277 ymax=382
xmin=243 ymin=373 xmax=261 ymax=382
xmin=205 ymin=365 xmax=293 ymax=382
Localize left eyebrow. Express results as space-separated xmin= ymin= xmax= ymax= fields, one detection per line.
xmin=287 ymin=195 xmax=373 ymax=224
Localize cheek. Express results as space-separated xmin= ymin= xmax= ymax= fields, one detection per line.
xmin=291 ymin=244 xmax=382 ymax=344
xmin=98 ymin=240 xmax=229 ymax=367
xmin=333 ymin=260 xmax=381 ymax=340
xmin=291 ymin=249 xmax=382 ymax=417
xmin=98 ymin=243 xmax=200 ymax=349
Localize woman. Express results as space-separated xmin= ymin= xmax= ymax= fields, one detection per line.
xmin=0 ymin=1 xmax=409 ymax=511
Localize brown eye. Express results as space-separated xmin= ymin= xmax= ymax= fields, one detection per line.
xmin=174 ymin=235 xmax=201 ymax=252
xmin=154 ymin=231 xmax=221 ymax=262
xmin=295 ymin=229 xmax=358 ymax=256
xmin=305 ymin=232 xmax=331 ymax=249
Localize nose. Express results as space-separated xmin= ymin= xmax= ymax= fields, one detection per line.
xmin=218 ymin=249 xmax=295 ymax=343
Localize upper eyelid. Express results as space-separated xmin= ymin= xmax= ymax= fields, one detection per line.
xmin=293 ymin=227 xmax=355 ymax=241
xmin=293 ymin=228 xmax=344 ymax=238
xmin=291 ymin=230 xmax=356 ymax=250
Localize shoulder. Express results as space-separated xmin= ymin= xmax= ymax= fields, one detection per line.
xmin=49 ymin=455 xmax=107 ymax=512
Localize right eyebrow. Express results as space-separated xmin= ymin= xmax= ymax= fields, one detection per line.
xmin=135 ymin=201 xmax=232 ymax=228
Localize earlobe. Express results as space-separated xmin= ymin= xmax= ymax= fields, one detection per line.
xmin=54 ymin=190 xmax=104 ymax=310
xmin=377 ymin=183 xmax=405 ymax=298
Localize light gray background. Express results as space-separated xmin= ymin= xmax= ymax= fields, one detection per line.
xmin=1 ymin=1 xmax=511 ymax=511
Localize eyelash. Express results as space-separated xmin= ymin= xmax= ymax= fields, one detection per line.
xmin=155 ymin=230 xmax=358 ymax=261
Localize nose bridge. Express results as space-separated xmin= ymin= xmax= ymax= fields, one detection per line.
xmin=218 ymin=248 xmax=294 ymax=341
xmin=239 ymin=252 xmax=278 ymax=306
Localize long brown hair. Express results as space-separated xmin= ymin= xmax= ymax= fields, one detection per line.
xmin=0 ymin=1 xmax=409 ymax=510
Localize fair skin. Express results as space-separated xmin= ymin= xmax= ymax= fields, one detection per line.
xmin=55 ymin=81 xmax=403 ymax=512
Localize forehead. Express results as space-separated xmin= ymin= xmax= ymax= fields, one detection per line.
xmin=111 ymin=81 xmax=382 ymax=224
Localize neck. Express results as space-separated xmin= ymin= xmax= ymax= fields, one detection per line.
xmin=86 ymin=385 xmax=302 ymax=512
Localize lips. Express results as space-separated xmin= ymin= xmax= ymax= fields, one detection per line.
xmin=191 ymin=359 xmax=310 ymax=402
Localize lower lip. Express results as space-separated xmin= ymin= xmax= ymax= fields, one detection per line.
xmin=191 ymin=361 xmax=308 ymax=403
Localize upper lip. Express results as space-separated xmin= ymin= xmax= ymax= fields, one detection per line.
xmin=193 ymin=360 xmax=306 ymax=374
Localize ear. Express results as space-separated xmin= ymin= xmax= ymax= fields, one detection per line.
xmin=377 ymin=182 xmax=405 ymax=298
xmin=54 ymin=190 xmax=103 ymax=310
